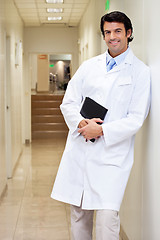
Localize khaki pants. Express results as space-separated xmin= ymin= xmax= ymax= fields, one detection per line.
xmin=71 ymin=205 xmax=120 ymax=240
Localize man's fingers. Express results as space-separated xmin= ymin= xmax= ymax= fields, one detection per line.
xmin=92 ymin=118 xmax=103 ymax=123
xmin=78 ymin=126 xmax=86 ymax=134
xmin=78 ymin=119 xmax=88 ymax=128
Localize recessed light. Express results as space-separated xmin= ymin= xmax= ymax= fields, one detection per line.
xmin=46 ymin=0 xmax=64 ymax=3
xmin=48 ymin=16 xmax=62 ymax=21
xmin=47 ymin=8 xmax=63 ymax=13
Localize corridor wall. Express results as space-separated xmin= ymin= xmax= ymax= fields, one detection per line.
xmin=109 ymin=0 xmax=160 ymax=239
xmin=0 ymin=0 xmax=23 ymax=196
xmin=140 ymin=1 xmax=160 ymax=239
xmin=78 ymin=1 xmax=143 ymax=237
xmin=5 ymin=0 xmax=24 ymax=178
xmin=79 ymin=0 xmax=160 ymax=239
xmin=0 ymin=0 xmax=7 ymax=196
xmin=78 ymin=0 xmax=106 ymax=63
xmin=106 ymin=1 xmax=145 ymax=239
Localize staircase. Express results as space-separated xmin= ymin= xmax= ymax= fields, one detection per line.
xmin=31 ymin=94 xmax=68 ymax=139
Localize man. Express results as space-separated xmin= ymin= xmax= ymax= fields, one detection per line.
xmin=51 ymin=11 xmax=151 ymax=240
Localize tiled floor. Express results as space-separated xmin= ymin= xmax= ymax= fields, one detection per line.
xmin=0 ymin=137 xmax=122 ymax=240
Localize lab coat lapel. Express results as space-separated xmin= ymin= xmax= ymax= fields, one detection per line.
xmin=96 ymin=49 xmax=134 ymax=74
xmin=97 ymin=52 xmax=107 ymax=74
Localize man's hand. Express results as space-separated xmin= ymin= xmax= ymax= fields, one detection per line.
xmin=78 ymin=119 xmax=88 ymax=128
xmin=78 ymin=118 xmax=103 ymax=140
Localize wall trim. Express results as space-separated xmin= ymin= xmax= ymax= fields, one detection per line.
xmin=11 ymin=147 xmax=23 ymax=179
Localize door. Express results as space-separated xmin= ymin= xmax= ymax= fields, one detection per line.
xmin=37 ymin=54 xmax=49 ymax=92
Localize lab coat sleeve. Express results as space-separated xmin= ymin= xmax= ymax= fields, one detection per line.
xmin=60 ymin=62 xmax=86 ymax=137
xmin=102 ymin=67 xmax=151 ymax=147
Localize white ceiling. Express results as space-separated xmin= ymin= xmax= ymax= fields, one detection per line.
xmin=13 ymin=0 xmax=90 ymax=27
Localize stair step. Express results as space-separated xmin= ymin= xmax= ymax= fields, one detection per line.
xmin=32 ymin=115 xmax=65 ymax=123
xmin=32 ymin=123 xmax=68 ymax=131
xmin=32 ymin=100 xmax=62 ymax=108
xmin=32 ymin=108 xmax=61 ymax=115
xmin=31 ymin=94 xmax=66 ymax=139
xmin=32 ymin=130 xmax=68 ymax=139
xmin=31 ymin=94 xmax=64 ymax=101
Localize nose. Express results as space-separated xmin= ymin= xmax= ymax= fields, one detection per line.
xmin=110 ymin=31 xmax=116 ymax=40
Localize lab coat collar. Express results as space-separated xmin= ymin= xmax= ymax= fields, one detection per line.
xmin=97 ymin=48 xmax=134 ymax=74
xmin=123 ymin=48 xmax=134 ymax=65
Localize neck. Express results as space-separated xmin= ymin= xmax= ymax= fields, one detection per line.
xmin=108 ymin=46 xmax=129 ymax=58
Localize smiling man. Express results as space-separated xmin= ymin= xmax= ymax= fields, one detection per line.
xmin=51 ymin=11 xmax=151 ymax=240
xmin=103 ymin=22 xmax=131 ymax=57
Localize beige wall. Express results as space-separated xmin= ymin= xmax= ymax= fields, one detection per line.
xmin=0 ymin=0 xmax=23 ymax=195
xmin=30 ymin=54 xmax=37 ymax=90
xmin=5 ymin=0 xmax=23 ymax=176
xmin=24 ymin=27 xmax=78 ymax=75
xmin=78 ymin=0 xmax=106 ymax=63
xmin=0 ymin=0 xmax=7 ymax=196
xmin=79 ymin=0 xmax=160 ymax=239
xmin=106 ymin=2 xmax=145 ymax=238
xmin=109 ymin=0 xmax=160 ymax=239
xmin=142 ymin=0 xmax=160 ymax=238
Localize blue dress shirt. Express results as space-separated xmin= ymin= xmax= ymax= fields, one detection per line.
xmin=106 ymin=47 xmax=130 ymax=71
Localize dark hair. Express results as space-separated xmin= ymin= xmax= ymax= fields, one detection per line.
xmin=100 ymin=11 xmax=133 ymax=43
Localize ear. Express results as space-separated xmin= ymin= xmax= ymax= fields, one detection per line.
xmin=127 ymin=29 xmax=132 ymax=38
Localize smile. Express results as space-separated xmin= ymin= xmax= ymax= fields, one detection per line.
xmin=109 ymin=40 xmax=120 ymax=45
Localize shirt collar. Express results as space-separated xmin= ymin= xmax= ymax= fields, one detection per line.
xmin=106 ymin=47 xmax=130 ymax=66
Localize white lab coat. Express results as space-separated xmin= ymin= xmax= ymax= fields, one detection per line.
xmin=51 ymin=49 xmax=151 ymax=211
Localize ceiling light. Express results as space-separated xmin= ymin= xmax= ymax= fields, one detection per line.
xmin=46 ymin=0 xmax=64 ymax=3
xmin=48 ymin=16 xmax=62 ymax=21
xmin=47 ymin=8 xmax=63 ymax=13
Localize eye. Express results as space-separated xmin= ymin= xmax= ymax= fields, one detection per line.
xmin=104 ymin=31 xmax=110 ymax=35
xmin=116 ymin=29 xmax=121 ymax=33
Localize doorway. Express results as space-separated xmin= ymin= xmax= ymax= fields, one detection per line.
xmin=49 ymin=54 xmax=71 ymax=93
xmin=29 ymin=53 xmax=72 ymax=140
xmin=30 ymin=53 xmax=72 ymax=94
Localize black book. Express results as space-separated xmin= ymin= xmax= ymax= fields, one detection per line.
xmin=80 ymin=97 xmax=108 ymax=142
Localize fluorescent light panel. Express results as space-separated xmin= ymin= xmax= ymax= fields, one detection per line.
xmin=48 ymin=16 xmax=62 ymax=20
xmin=46 ymin=0 xmax=63 ymax=3
xmin=47 ymin=8 xmax=63 ymax=13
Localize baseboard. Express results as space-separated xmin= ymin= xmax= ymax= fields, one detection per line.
xmin=11 ymin=148 xmax=23 ymax=178
xmin=36 ymin=91 xmax=50 ymax=93
xmin=120 ymin=225 xmax=129 ymax=240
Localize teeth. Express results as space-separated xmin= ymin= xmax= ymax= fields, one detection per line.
xmin=110 ymin=41 xmax=118 ymax=44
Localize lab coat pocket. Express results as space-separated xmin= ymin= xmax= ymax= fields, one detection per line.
xmin=117 ymin=76 xmax=132 ymax=86
xmin=114 ymin=77 xmax=133 ymax=107
xmin=110 ymin=77 xmax=133 ymax=119
xmin=103 ymin=139 xmax=131 ymax=167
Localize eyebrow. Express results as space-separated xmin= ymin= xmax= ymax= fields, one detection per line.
xmin=104 ymin=28 xmax=122 ymax=33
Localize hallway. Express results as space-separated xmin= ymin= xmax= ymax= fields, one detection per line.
xmin=0 ymin=137 xmax=70 ymax=240
xmin=1 ymin=0 xmax=159 ymax=239
xmin=0 ymin=136 xmax=124 ymax=240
